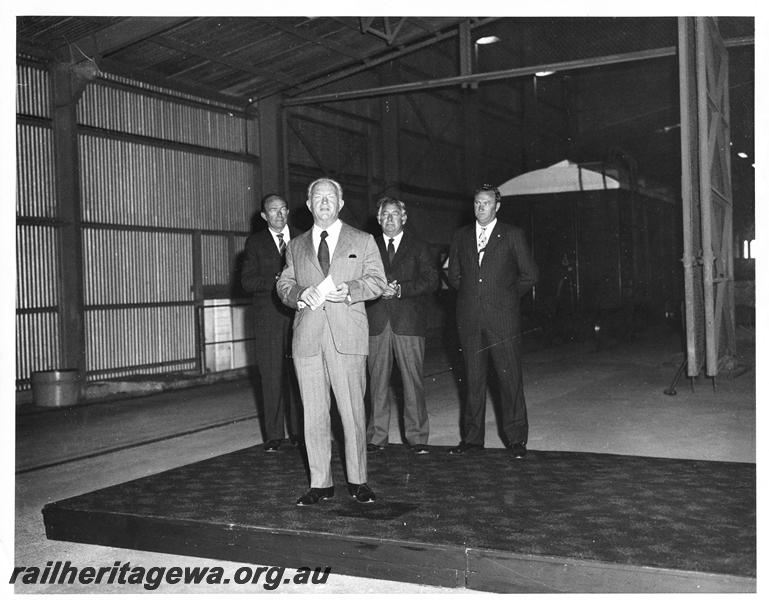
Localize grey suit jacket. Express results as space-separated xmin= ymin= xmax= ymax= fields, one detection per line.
xmin=277 ymin=221 xmax=387 ymax=358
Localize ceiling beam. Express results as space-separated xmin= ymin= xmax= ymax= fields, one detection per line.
xmin=279 ymin=18 xmax=498 ymax=100
xmin=285 ymin=45 xmax=681 ymax=106
xmin=723 ymin=35 xmax=754 ymax=47
xmin=53 ymin=17 xmax=192 ymax=62
xmin=259 ymin=17 xmax=362 ymax=60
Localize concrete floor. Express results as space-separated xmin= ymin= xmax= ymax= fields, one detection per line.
xmin=12 ymin=325 xmax=756 ymax=593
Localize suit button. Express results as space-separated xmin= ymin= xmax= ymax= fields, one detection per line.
xmin=479 ymin=278 xmax=483 ymax=282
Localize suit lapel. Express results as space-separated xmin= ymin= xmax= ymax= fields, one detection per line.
xmin=375 ymin=235 xmax=388 ymax=268
xmin=298 ymin=230 xmax=323 ymax=276
xmin=465 ymin=226 xmax=478 ymax=262
xmin=260 ymin=230 xmax=280 ymax=258
xmin=482 ymin=223 xmax=503 ymax=258
xmin=331 ymin=222 xmax=355 ymax=267
xmin=389 ymin=231 xmax=409 ymax=270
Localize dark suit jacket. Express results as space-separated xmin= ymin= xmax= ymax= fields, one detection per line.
xmin=366 ymin=231 xmax=438 ymax=337
xmin=448 ymin=221 xmax=537 ymax=343
xmin=241 ymin=226 xmax=300 ymax=324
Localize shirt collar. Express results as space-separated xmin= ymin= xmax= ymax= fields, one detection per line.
xmin=383 ymin=230 xmax=404 ymax=244
xmin=313 ymin=218 xmax=342 ymax=239
xmin=269 ymin=225 xmax=289 ymax=239
xmin=476 ymin=218 xmax=497 ymax=236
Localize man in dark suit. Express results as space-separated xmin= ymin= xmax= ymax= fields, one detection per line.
xmin=277 ymin=178 xmax=387 ymax=506
xmin=366 ymin=197 xmax=438 ymax=454
xmin=241 ymin=194 xmax=302 ymax=453
xmin=448 ymin=184 xmax=538 ymax=459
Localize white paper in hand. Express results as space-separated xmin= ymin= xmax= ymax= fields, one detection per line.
xmin=310 ymin=275 xmax=336 ymax=310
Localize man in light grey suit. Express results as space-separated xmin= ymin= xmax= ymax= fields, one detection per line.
xmin=277 ymin=178 xmax=387 ymax=506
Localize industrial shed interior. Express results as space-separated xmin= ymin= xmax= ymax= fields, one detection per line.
xmin=13 ymin=16 xmax=755 ymax=593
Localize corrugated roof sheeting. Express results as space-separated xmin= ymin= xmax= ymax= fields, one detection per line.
xmin=16 ymin=15 xmax=120 ymax=47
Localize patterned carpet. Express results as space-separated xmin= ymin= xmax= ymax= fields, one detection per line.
xmin=44 ymin=444 xmax=755 ymax=580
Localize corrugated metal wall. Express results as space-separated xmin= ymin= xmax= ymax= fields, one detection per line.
xmin=78 ymin=135 xmax=254 ymax=229
xmin=16 ymin=123 xmax=56 ymax=218
xmin=15 ymin=59 xmax=259 ymax=390
xmin=16 ymin=62 xmax=60 ymax=388
xmin=77 ymin=78 xmax=256 ymax=381
xmin=17 ymin=63 xmax=51 ymax=119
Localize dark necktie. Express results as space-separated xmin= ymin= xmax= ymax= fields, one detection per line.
xmin=387 ymin=238 xmax=395 ymax=264
xmin=318 ymin=230 xmax=330 ymax=276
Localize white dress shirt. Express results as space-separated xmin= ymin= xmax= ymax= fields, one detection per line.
xmin=312 ymin=218 xmax=343 ymax=261
xmin=382 ymin=230 xmax=404 ymax=253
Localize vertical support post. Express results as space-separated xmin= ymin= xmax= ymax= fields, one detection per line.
xmin=696 ymin=20 xmax=718 ymax=376
xmin=459 ymin=20 xmax=478 ymax=192
xmin=380 ymin=63 xmax=401 ymax=198
xmin=522 ymin=75 xmax=540 ymax=171
xmin=258 ymin=95 xmax=283 ymax=198
xmin=51 ymin=63 xmax=87 ymax=380
xmin=458 ymin=20 xmax=473 ymax=79
xmin=366 ymin=134 xmax=376 ymax=215
xmin=280 ymin=107 xmax=291 ymax=208
xmin=191 ymin=230 xmax=204 ymax=373
xmin=462 ymin=88 xmax=479 ymax=193
xmin=678 ymin=16 xmax=703 ymax=377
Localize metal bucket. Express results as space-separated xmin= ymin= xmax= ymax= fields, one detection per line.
xmin=31 ymin=370 xmax=81 ymax=407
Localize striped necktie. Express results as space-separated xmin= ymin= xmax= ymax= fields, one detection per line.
xmin=276 ymin=232 xmax=286 ymax=255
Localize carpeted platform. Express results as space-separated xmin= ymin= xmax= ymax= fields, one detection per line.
xmin=42 ymin=444 xmax=755 ymax=592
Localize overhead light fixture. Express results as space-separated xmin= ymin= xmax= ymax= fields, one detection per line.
xmin=535 ymin=71 xmax=555 ymax=77
xmin=737 ymin=152 xmax=748 ymax=159
xmin=475 ymin=35 xmax=500 ymax=45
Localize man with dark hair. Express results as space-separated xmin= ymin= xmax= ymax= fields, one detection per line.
xmin=366 ymin=196 xmax=437 ymax=454
xmin=277 ymin=178 xmax=387 ymax=506
xmin=241 ymin=194 xmax=302 ymax=452
xmin=448 ymin=184 xmax=538 ymax=459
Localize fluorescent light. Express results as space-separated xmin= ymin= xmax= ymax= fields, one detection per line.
xmin=737 ymin=152 xmax=748 ymax=159
xmin=475 ymin=35 xmax=500 ymax=45
xmin=535 ymin=71 xmax=555 ymax=77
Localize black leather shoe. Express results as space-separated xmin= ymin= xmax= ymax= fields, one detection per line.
xmin=366 ymin=443 xmax=386 ymax=453
xmin=288 ymin=435 xmax=304 ymax=448
xmin=263 ymin=439 xmax=281 ymax=453
xmin=511 ymin=442 xmax=527 ymax=459
xmin=449 ymin=441 xmax=483 ymax=455
xmin=348 ymin=483 xmax=376 ymax=503
xmin=410 ymin=444 xmax=430 ymax=455
xmin=296 ymin=486 xmax=334 ymax=506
